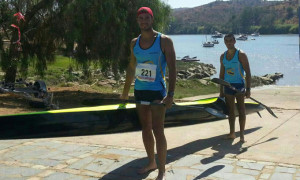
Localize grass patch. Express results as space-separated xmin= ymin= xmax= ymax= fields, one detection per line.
xmin=47 ymin=55 xmax=77 ymax=70
xmin=175 ymin=79 xmax=219 ymax=99
xmin=1 ymin=55 xmax=219 ymax=99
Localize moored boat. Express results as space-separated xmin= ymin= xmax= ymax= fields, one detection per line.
xmin=251 ymin=32 xmax=260 ymax=36
xmin=212 ymin=39 xmax=219 ymax=44
xmin=211 ymin=31 xmax=223 ymax=38
xmin=236 ymin=34 xmax=248 ymax=41
xmin=203 ymin=35 xmax=215 ymax=47
xmin=203 ymin=42 xmax=214 ymax=47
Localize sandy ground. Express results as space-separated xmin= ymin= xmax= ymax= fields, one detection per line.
xmin=0 ymin=86 xmax=121 ymax=115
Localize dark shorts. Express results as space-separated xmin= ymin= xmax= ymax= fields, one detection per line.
xmin=134 ymin=89 xmax=166 ymax=102
xmin=224 ymin=83 xmax=245 ymax=95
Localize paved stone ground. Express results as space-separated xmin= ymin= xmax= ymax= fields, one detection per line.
xmin=1 ymin=86 xmax=299 ymax=180
xmin=0 ymin=139 xmax=300 ymax=180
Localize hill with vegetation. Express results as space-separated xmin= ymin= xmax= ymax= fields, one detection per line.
xmin=167 ymin=0 xmax=298 ymax=34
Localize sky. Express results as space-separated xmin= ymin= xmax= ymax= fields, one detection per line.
xmin=162 ymin=0 xmax=284 ymax=9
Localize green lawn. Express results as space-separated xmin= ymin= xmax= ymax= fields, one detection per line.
xmin=1 ymin=55 xmax=219 ymax=99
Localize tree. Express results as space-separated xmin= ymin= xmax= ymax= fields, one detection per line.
xmin=0 ymin=0 xmax=71 ymax=83
xmin=260 ymin=13 xmax=276 ymax=33
xmin=1 ymin=0 xmax=171 ymax=82
xmin=61 ymin=0 xmax=171 ymax=79
xmin=286 ymin=7 xmax=293 ymax=19
xmin=239 ymin=7 xmax=253 ymax=33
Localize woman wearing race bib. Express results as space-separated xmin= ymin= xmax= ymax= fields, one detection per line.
xmin=121 ymin=7 xmax=176 ymax=180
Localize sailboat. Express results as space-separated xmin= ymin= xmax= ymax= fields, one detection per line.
xmin=203 ymin=35 xmax=214 ymax=47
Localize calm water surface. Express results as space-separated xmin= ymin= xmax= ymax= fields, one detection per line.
xmin=169 ymin=34 xmax=300 ymax=86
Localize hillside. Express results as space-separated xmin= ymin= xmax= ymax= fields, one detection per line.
xmin=167 ymin=0 xmax=298 ymax=34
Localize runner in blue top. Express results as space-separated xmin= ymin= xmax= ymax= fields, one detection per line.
xmin=219 ymin=34 xmax=251 ymax=143
xmin=134 ymin=32 xmax=167 ymax=92
xmin=121 ymin=7 xmax=176 ymax=180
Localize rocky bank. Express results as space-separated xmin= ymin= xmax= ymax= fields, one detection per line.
xmin=55 ymin=61 xmax=284 ymax=87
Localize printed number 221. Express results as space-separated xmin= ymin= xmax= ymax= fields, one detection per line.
xmin=141 ymin=69 xmax=151 ymax=77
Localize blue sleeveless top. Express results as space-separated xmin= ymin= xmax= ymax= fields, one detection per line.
xmin=133 ymin=33 xmax=167 ymax=90
xmin=223 ymin=49 xmax=245 ymax=84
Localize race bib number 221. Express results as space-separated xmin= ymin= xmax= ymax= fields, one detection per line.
xmin=136 ymin=63 xmax=157 ymax=82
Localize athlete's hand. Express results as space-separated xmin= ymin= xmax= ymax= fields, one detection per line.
xmin=120 ymin=93 xmax=129 ymax=100
xmin=162 ymin=96 xmax=173 ymax=109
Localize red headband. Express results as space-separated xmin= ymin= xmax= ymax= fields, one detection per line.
xmin=137 ymin=7 xmax=153 ymax=17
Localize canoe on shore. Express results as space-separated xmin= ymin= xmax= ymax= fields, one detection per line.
xmin=0 ymin=97 xmax=264 ymax=139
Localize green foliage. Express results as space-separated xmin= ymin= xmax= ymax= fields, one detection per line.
xmin=61 ymin=0 xmax=171 ymax=78
xmin=269 ymin=24 xmax=299 ymax=34
xmin=286 ymin=7 xmax=294 ymax=19
xmin=288 ymin=24 xmax=298 ymax=34
xmin=0 ymin=0 xmax=72 ymax=82
xmin=0 ymin=0 xmax=171 ymax=83
xmin=239 ymin=8 xmax=253 ymax=33
xmin=249 ymin=26 xmax=261 ymax=33
xmin=255 ymin=23 xmax=298 ymax=34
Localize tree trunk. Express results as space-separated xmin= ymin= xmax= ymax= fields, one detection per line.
xmin=4 ymin=43 xmax=20 ymax=83
xmin=4 ymin=62 xmax=17 ymax=83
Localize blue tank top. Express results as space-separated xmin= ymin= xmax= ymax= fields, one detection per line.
xmin=223 ymin=49 xmax=245 ymax=84
xmin=133 ymin=33 xmax=167 ymax=90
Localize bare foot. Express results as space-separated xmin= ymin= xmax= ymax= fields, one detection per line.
xmin=155 ymin=172 xmax=166 ymax=180
xmin=137 ymin=163 xmax=157 ymax=174
xmin=223 ymin=133 xmax=236 ymax=140
xmin=240 ymin=136 xmax=246 ymax=143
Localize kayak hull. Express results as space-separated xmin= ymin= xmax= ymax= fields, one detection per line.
xmin=0 ymin=97 xmax=264 ymax=139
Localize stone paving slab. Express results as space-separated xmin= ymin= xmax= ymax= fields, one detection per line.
xmin=0 ymin=140 xmax=300 ymax=180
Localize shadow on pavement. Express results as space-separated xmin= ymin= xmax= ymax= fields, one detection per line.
xmin=99 ymin=127 xmax=262 ymax=180
xmin=194 ymin=165 xmax=225 ymax=179
xmin=201 ymin=132 xmax=278 ymax=165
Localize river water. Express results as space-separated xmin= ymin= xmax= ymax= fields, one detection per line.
xmin=169 ymin=34 xmax=299 ymax=86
